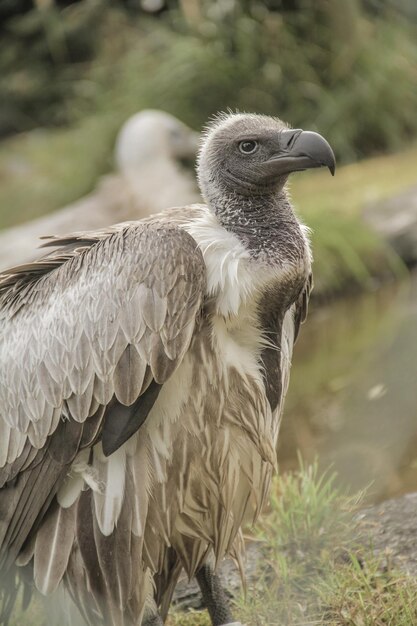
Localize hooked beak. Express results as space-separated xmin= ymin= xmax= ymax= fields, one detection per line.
xmin=267 ymin=129 xmax=336 ymax=176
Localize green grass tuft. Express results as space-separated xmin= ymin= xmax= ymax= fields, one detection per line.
xmin=321 ymin=556 xmax=417 ymax=626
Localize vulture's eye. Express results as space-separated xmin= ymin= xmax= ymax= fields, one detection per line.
xmin=238 ymin=140 xmax=258 ymax=155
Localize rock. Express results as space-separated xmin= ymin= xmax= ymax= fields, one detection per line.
xmin=356 ymin=491 xmax=417 ymax=576
xmin=364 ymin=186 xmax=417 ymax=265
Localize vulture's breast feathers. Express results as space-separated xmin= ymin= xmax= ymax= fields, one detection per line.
xmin=183 ymin=204 xmax=311 ymax=318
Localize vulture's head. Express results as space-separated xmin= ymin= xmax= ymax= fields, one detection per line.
xmin=115 ymin=110 xmax=199 ymax=173
xmin=197 ymin=112 xmax=335 ymax=202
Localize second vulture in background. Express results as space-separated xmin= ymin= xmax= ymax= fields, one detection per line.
xmin=0 ymin=110 xmax=199 ymax=271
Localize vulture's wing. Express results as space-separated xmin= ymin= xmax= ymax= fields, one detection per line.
xmin=0 ymin=221 xmax=206 ymax=570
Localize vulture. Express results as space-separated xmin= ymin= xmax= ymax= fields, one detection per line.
xmin=0 ymin=112 xmax=335 ymax=626
xmin=0 ymin=110 xmax=198 ymax=272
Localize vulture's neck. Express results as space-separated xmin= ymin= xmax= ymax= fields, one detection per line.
xmin=208 ymin=188 xmax=303 ymax=264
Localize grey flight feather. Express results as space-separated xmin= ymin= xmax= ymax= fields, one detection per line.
xmin=102 ymin=380 xmax=162 ymax=457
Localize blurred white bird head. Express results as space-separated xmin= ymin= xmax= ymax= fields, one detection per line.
xmin=114 ymin=110 xmax=199 ymax=173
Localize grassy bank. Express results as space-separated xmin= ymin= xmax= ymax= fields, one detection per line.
xmin=0 ymin=123 xmax=416 ymax=295
xmin=168 ymin=463 xmax=417 ymax=626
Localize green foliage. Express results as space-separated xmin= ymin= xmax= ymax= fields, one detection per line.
xmin=168 ymin=609 xmax=211 ymax=625
xmin=259 ymin=460 xmax=361 ymax=551
xmin=289 ymin=148 xmax=417 ymax=295
xmin=304 ymin=209 xmax=404 ymax=295
xmin=2 ymin=1 xmax=417 ymax=162
xmin=84 ymin=0 xmax=417 ymax=162
xmin=236 ymin=461 xmax=363 ymax=625
xmin=0 ymin=1 xmax=105 ymax=135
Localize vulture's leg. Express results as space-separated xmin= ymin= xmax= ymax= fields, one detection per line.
xmin=143 ymin=596 xmax=165 ymax=626
xmin=142 ymin=612 xmax=164 ymax=626
xmin=196 ymin=564 xmax=241 ymax=626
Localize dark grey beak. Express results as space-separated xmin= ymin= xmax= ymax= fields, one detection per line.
xmin=268 ymin=129 xmax=336 ymax=176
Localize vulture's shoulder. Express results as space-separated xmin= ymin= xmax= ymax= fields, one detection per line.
xmin=0 ymin=216 xmax=205 ymax=316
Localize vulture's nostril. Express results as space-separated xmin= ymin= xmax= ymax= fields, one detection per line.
xmin=284 ymin=129 xmax=302 ymax=150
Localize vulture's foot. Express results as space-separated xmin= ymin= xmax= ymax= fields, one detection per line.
xmin=196 ymin=563 xmax=236 ymax=626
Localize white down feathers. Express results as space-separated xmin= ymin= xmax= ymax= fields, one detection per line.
xmin=184 ymin=205 xmax=298 ymax=317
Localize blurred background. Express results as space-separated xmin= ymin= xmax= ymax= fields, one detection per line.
xmin=1 ymin=0 xmax=417 ymax=503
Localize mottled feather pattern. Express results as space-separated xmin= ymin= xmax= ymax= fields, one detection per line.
xmin=0 ymin=221 xmax=205 ymax=462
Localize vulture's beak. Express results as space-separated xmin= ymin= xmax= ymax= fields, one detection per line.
xmin=267 ymin=129 xmax=336 ymax=176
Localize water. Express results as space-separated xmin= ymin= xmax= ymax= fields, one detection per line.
xmin=279 ymin=273 xmax=417 ymax=502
